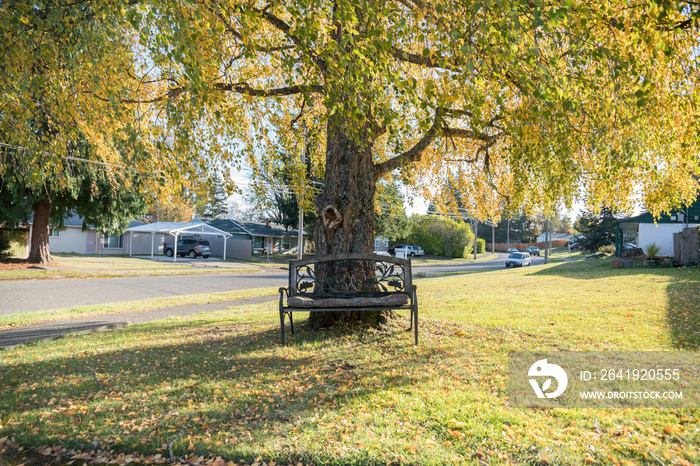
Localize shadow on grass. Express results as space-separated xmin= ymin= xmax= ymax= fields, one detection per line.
xmin=665 ymin=276 xmax=700 ymax=349
xmin=530 ymin=260 xmax=700 ymax=349
xmin=0 ymin=313 xmax=465 ymax=464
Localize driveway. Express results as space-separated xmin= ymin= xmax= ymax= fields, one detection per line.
xmin=0 ymin=253 xmax=541 ymax=316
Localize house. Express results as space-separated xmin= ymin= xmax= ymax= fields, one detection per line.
xmin=127 ymin=220 xmax=235 ymax=259
xmin=616 ymin=199 xmax=700 ymax=257
xmin=1 ymin=212 xmax=144 ymax=258
xmin=374 ymin=235 xmax=389 ymax=251
xmin=535 ymin=232 xmax=576 ymax=243
xmin=200 ymin=218 xmax=300 ymax=256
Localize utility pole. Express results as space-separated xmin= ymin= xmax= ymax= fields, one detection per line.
xmin=491 ymin=222 xmax=495 ymax=254
xmin=296 ymin=127 xmax=306 ymax=260
xmin=473 ymin=220 xmax=478 ymax=260
xmin=548 ymin=218 xmax=553 ymax=260
xmin=544 ymin=217 xmax=550 ymax=264
xmin=506 ymin=219 xmax=510 ymax=251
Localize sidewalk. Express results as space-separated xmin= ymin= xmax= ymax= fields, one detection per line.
xmin=0 ymin=294 xmax=278 ymax=350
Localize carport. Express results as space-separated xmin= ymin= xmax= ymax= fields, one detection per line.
xmin=125 ymin=221 xmax=233 ymax=261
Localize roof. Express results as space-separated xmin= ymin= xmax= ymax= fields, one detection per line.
xmin=125 ymin=220 xmax=231 ymax=237
xmin=199 ymin=218 xmax=298 ymax=238
xmin=618 ymin=197 xmax=700 ymax=234
xmin=29 ymin=212 xmax=144 ymax=231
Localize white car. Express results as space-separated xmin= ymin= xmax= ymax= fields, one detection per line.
xmin=373 ymin=250 xmax=391 ymax=256
xmin=505 ymin=252 xmax=531 ymax=267
xmin=394 ymin=245 xmax=424 ymax=257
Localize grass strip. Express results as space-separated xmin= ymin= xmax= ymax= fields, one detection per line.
xmin=0 ymin=287 xmax=279 ymax=329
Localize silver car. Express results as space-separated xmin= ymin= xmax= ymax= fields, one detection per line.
xmin=505 ymin=252 xmax=531 ymax=267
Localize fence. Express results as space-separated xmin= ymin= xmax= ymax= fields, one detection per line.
xmin=673 ymin=227 xmax=699 ymax=263
xmin=490 ymin=240 xmax=569 ymax=252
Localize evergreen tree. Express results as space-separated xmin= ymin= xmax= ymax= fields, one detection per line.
xmin=0 ymin=141 xmax=147 ymax=263
xmin=195 ymin=174 xmax=230 ymax=219
xmin=574 ymin=208 xmax=625 ymax=251
xmin=375 ymin=181 xmax=411 ymax=242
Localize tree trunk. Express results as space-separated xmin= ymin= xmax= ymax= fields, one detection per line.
xmin=308 ymin=116 xmax=391 ymax=329
xmin=28 ymin=199 xmax=52 ymax=264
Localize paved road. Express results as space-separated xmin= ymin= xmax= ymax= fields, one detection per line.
xmin=0 ymin=252 xmax=543 ymax=316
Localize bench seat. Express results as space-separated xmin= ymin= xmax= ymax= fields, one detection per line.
xmin=287 ymin=294 xmax=409 ymax=308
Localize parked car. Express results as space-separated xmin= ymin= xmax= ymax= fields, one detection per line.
xmin=373 ymin=250 xmax=391 ymax=256
xmin=622 ymin=243 xmax=637 ymax=249
xmin=569 ymin=243 xmax=585 ymax=250
xmin=388 ymin=243 xmax=410 ymax=255
xmin=394 ymin=245 xmax=425 ymax=257
xmin=507 ymin=247 xmax=518 ymax=254
xmin=505 ymin=252 xmax=531 ymax=267
xmin=165 ymin=239 xmax=212 ymax=258
xmin=525 ymin=246 xmax=540 ymax=256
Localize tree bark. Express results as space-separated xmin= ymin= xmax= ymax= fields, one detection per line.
xmin=308 ymin=115 xmax=392 ymax=329
xmin=28 ymin=199 xmax=52 ymax=264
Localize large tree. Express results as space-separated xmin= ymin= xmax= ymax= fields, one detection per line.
xmin=125 ymin=0 xmax=700 ymax=326
xmin=0 ymin=1 xmax=227 ymax=263
xmin=0 ymin=2 xmax=150 ymax=263
xmin=8 ymin=1 xmax=700 ymax=310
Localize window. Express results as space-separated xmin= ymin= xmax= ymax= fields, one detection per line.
xmin=49 ymin=228 xmax=60 ymax=238
xmin=102 ymin=233 xmax=123 ymax=249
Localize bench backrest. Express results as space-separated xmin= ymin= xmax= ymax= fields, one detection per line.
xmin=288 ymin=254 xmax=413 ymax=298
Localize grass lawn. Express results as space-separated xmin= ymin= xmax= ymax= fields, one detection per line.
xmin=1 ymin=259 xmax=698 ymax=465
xmin=0 ymin=254 xmax=270 ymax=281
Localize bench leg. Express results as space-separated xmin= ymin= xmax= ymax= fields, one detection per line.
xmin=289 ymin=312 xmax=294 ymax=335
xmin=280 ymin=310 xmax=286 ymax=345
xmin=414 ymin=305 xmax=418 ymax=344
xmin=412 ymin=286 xmax=419 ymax=344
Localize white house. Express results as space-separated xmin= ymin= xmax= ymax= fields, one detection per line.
xmin=617 ymin=200 xmax=700 ymax=257
xmin=1 ymin=213 xmax=145 ymax=258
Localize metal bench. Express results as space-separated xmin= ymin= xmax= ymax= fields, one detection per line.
xmin=278 ymin=253 xmax=418 ymax=345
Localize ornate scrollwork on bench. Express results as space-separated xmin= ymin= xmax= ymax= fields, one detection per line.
xmin=293 ymin=257 xmax=407 ymax=296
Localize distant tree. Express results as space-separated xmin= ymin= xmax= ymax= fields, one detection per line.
xmin=575 ymin=207 xmax=625 ymax=251
xmin=223 ymin=198 xmax=257 ymax=222
xmin=375 ymin=181 xmax=411 ymax=242
xmin=250 ymin=149 xmax=320 ymax=233
xmin=530 ymin=210 xmax=574 ymax=238
xmin=480 ymin=213 xmax=536 ymax=244
xmin=195 ymin=175 xmax=230 ymax=219
xmin=146 ymin=199 xmax=194 ymax=223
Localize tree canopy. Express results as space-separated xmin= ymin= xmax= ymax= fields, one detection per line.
xmin=127 ymin=0 xmax=700 ymax=225
xmin=4 ymin=0 xmax=700 ymax=266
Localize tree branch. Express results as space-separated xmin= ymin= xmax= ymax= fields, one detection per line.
xmin=213 ymin=82 xmax=324 ymax=96
xmin=374 ymin=107 xmax=507 ymax=180
xmin=373 ymin=108 xmax=446 ymax=181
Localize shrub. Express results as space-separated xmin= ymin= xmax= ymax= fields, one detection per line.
xmin=476 ymin=238 xmax=486 ymax=254
xmin=410 ymin=217 xmax=474 ymax=257
xmin=598 ymin=245 xmax=615 ymax=255
xmin=644 ymin=242 xmax=662 ymax=258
